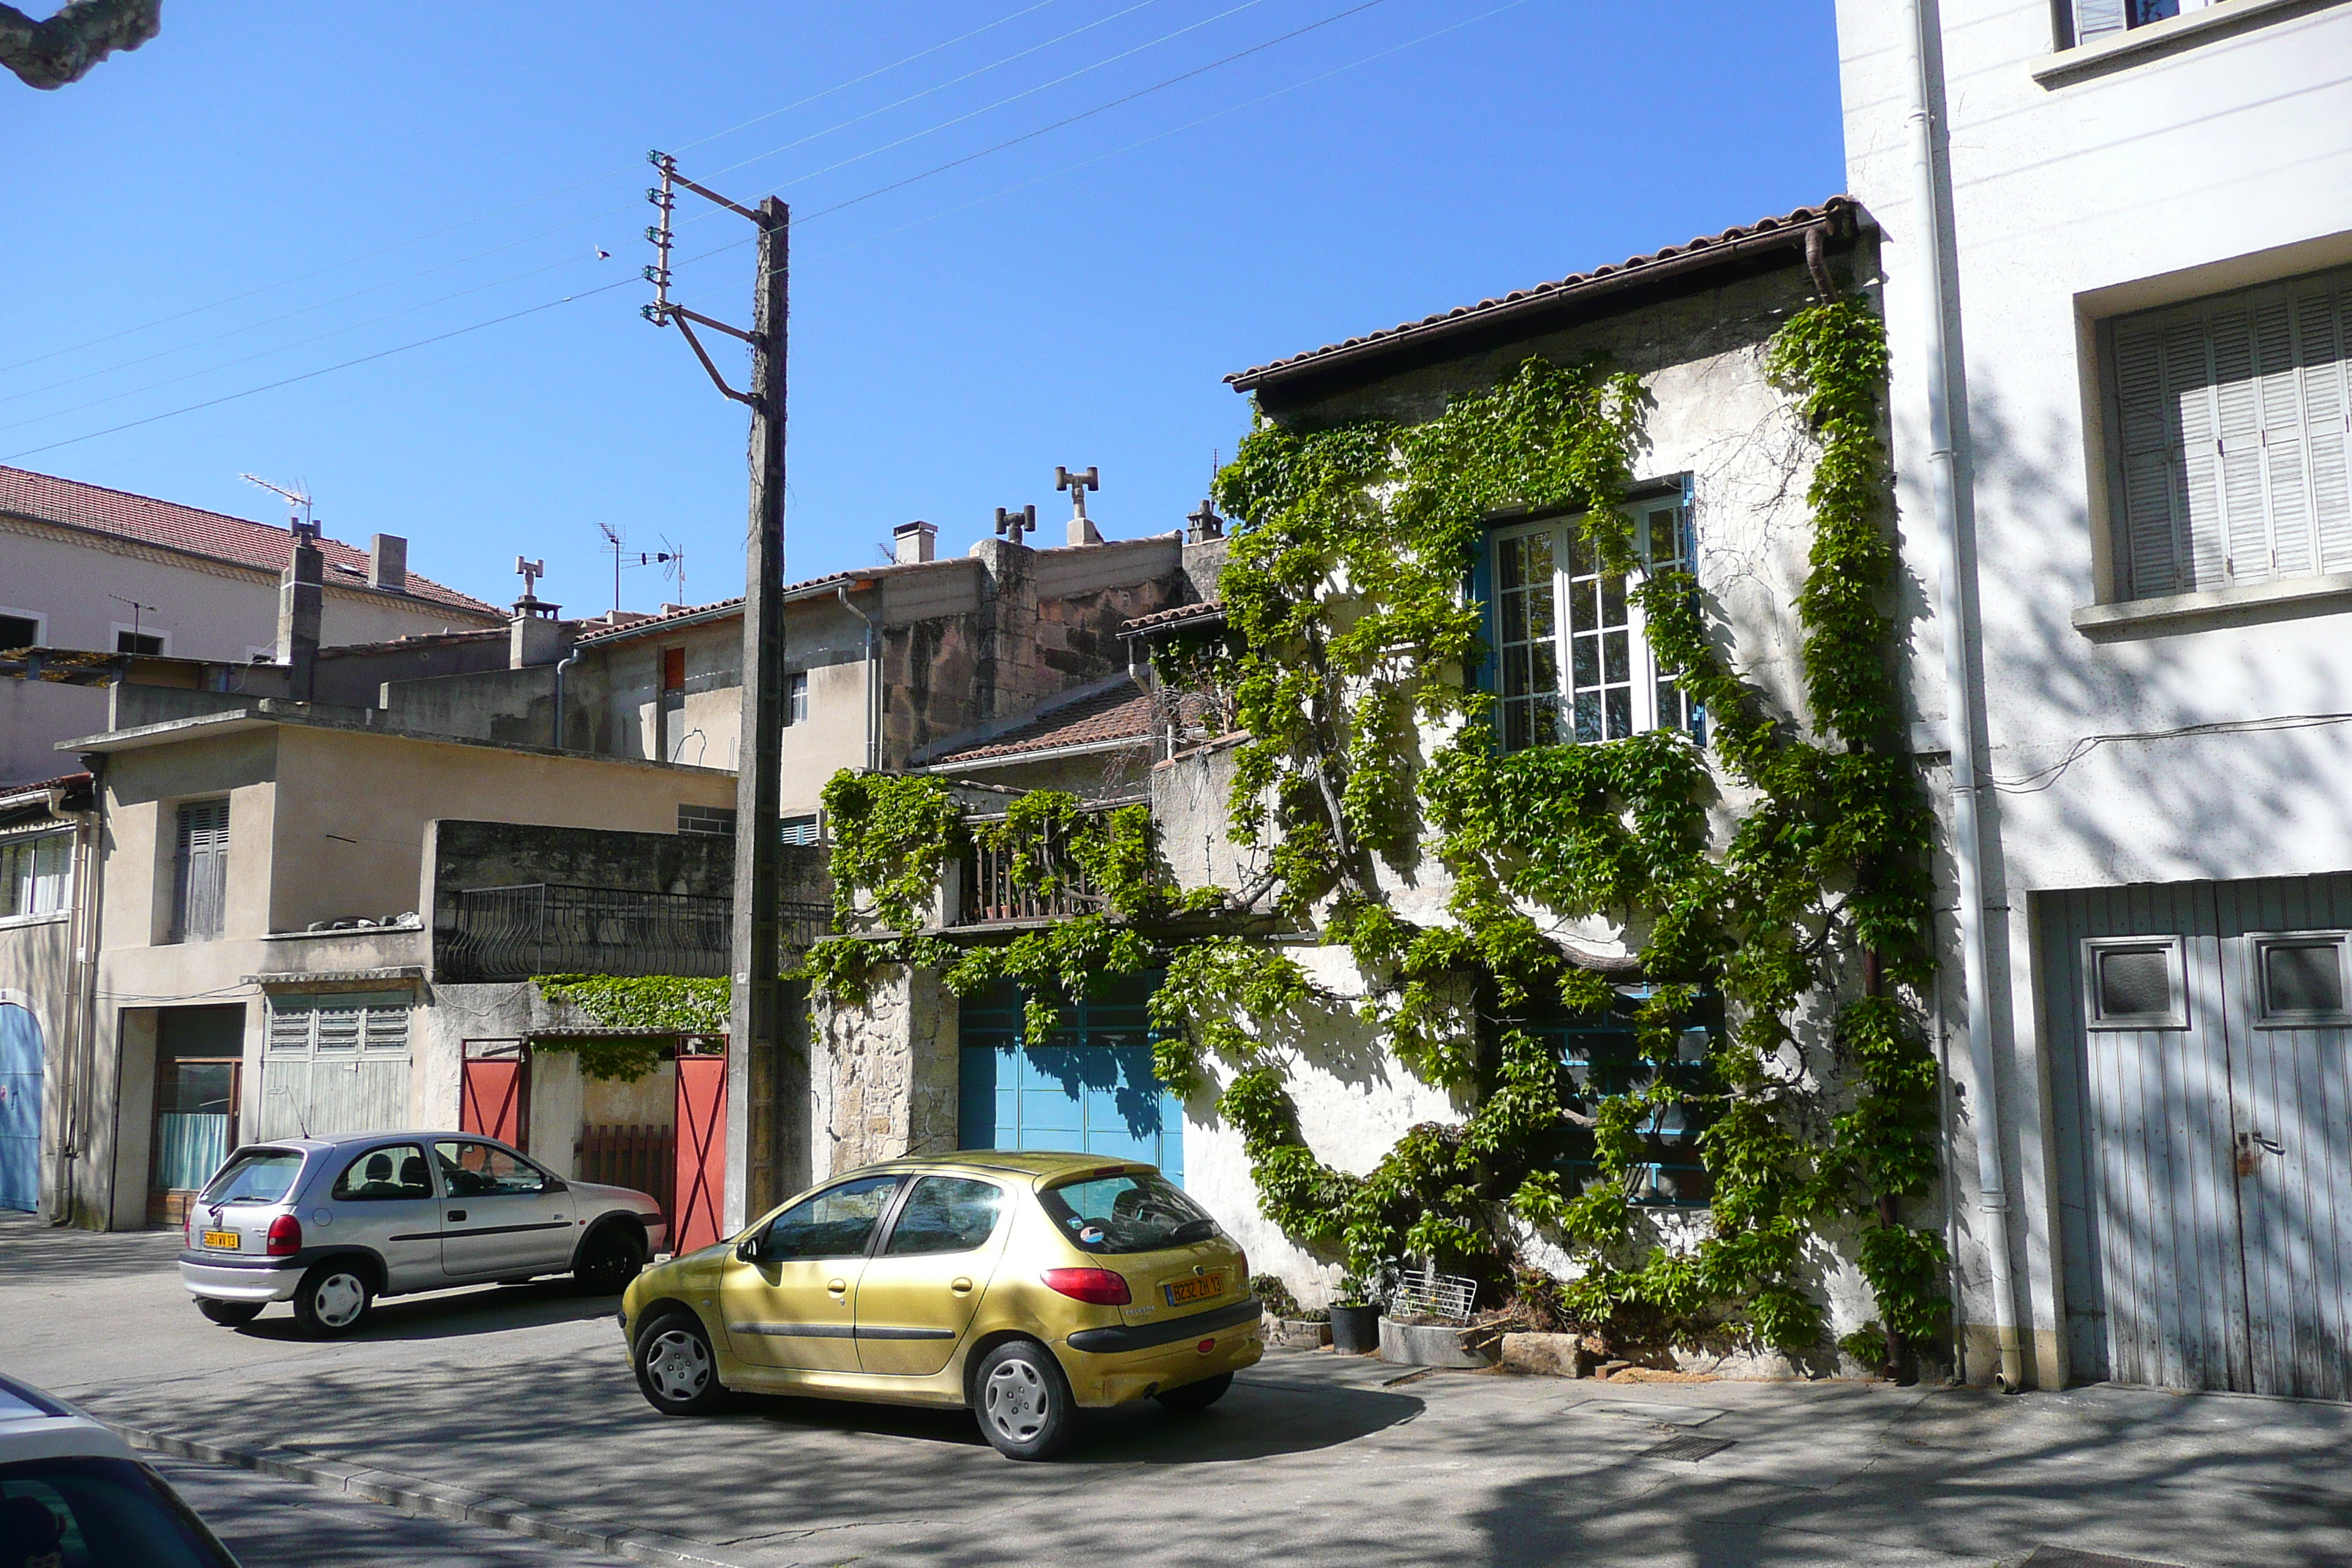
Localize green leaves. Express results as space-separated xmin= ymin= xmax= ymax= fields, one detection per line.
xmin=821 ymin=772 xmax=966 ymax=935
xmin=529 ymin=975 xmax=730 ymax=1080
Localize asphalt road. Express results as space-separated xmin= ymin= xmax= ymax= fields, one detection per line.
xmin=5 ymin=1210 xmax=2349 ymax=1568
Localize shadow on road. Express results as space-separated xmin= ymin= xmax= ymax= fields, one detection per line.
xmin=223 ymin=1279 xmax=622 ymax=1344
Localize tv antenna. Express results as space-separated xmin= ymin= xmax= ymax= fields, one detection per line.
xmin=598 ymin=522 xmax=687 ymax=613
xmin=241 ymin=473 xmax=312 ymax=529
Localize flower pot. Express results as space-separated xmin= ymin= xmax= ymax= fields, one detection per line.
xmin=1377 ymin=1316 xmax=1498 ymax=1369
xmin=1264 ymin=1316 xmax=1333 ymax=1350
xmin=1329 ymin=1303 xmax=1381 ymax=1354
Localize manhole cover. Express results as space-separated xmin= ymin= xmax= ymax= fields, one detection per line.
xmin=1643 ymin=1434 xmax=1735 ymax=1462
xmin=2021 ymin=1549 xmax=2188 ymax=1568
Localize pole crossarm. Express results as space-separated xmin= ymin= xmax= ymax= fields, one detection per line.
xmin=669 ymin=313 xmax=758 ymax=409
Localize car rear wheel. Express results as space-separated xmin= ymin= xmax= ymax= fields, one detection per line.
xmin=575 ymin=1226 xmax=645 ymax=1295
xmin=292 ymin=1261 xmax=373 ymax=1338
xmin=634 ymin=1312 xmax=730 ymax=1416
xmin=972 ymin=1341 xmax=1075 ymax=1460
xmin=1153 ymin=1371 xmax=1232 ymax=1412
xmin=196 ymin=1298 xmax=264 ymax=1328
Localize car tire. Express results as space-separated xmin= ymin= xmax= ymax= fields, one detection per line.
xmin=1153 ymin=1371 xmax=1232 ymax=1413
xmin=196 ymin=1298 xmax=264 ymax=1328
xmin=291 ymin=1260 xmax=374 ymax=1338
xmin=633 ymin=1311 xmax=731 ymax=1417
xmin=574 ymin=1226 xmax=645 ymax=1295
xmin=971 ymin=1340 xmax=1076 ymax=1461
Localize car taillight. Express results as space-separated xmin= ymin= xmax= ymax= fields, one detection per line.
xmin=266 ymin=1214 xmax=302 ymax=1256
xmin=1237 ymin=1250 xmax=1247 ymax=1283
xmin=184 ymin=1207 xmax=193 ymax=1246
xmin=1042 ymin=1267 xmax=1131 ymax=1305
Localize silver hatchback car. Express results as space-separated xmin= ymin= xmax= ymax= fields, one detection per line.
xmin=178 ymin=1131 xmax=668 ymax=1337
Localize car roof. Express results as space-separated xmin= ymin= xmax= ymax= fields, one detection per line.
xmin=227 ymin=1131 xmax=515 ymax=1153
xmin=853 ymin=1150 xmax=1156 ymax=1183
xmin=0 ymin=1371 xmax=136 ymax=1465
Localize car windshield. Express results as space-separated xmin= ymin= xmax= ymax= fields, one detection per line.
xmin=197 ymin=1147 xmax=304 ymax=1206
xmin=1037 ymin=1171 xmax=1218 ymax=1255
xmin=0 ymin=1455 xmax=238 ymax=1567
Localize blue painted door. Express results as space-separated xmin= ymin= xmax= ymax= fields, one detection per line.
xmin=957 ymin=975 xmax=1185 ymax=1185
xmin=0 ymin=1004 xmax=42 ymax=1213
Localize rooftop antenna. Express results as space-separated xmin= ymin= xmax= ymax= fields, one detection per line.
xmin=598 ymin=521 xmax=627 ymax=614
xmin=106 ymin=592 xmax=160 ymax=645
xmin=240 ymin=473 xmax=312 ymax=531
xmin=650 ymin=535 xmax=685 ymax=607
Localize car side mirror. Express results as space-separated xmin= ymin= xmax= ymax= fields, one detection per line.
xmin=543 ymin=1177 xmax=568 ymax=1193
xmin=735 ymin=1235 xmax=761 ymax=1263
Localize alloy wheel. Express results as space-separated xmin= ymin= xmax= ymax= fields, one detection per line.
xmin=645 ymin=1329 xmax=712 ymax=1402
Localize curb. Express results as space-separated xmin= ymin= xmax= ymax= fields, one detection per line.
xmin=106 ymin=1420 xmax=740 ymax=1567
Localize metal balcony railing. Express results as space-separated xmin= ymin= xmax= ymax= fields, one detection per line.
xmin=957 ymin=803 xmax=1143 ymax=927
xmin=443 ymin=885 xmax=837 ymax=981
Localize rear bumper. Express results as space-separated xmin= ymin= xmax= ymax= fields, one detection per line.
xmin=1060 ymin=1298 xmax=1264 ymax=1408
xmin=180 ymin=1254 xmax=306 ymax=1303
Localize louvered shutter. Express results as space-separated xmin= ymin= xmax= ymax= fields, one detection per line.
xmin=2108 ymin=265 xmax=2352 ymax=601
xmin=2075 ymin=0 xmax=2127 ymax=42
xmin=268 ymin=1004 xmax=312 ymax=1052
xmin=173 ymin=800 xmax=230 ymax=941
xmin=362 ymin=1006 xmax=410 ymax=1052
xmin=314 ymin=1006 xmax=363 ymax=1052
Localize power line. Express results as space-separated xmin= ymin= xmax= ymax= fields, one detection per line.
xmin=0 ymin=0 xmax=1076 ymax=377
xmin=6 ymin=0 xmax=1450 ymax=464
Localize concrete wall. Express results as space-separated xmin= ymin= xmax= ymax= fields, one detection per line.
xmin=1837 ymin=0 xmax=2352 ymax=1388
xmin=0 ymin=516 xmax=496 ymax=782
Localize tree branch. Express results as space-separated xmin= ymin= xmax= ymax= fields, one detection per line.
xmin=1 ymin=0 xmax=159 ymax=89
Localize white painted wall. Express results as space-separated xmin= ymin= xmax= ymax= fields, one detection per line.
xmin=1837 ymin=0 xmax=2352 ymax=1385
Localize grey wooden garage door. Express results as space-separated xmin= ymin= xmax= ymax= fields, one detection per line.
xmin=2046 ymin=874 xmax=2352 ymax=1399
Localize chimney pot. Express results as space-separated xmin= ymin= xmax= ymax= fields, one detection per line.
xmin=369 ymin=533 xmax=408 ymax=592
xmin=892 ymin=521 xmax=938 ymax=565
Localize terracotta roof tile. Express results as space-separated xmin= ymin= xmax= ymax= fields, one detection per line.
xmin=932 ymin=676 xmax=1158 ymax=765
xmin=1228 ymin=197 xmax=1861 ymax=389
xmin=0 ymin=465 xmax=501 ymax=619
xmin=1119 ymin=600 xmax=1224 ymax=636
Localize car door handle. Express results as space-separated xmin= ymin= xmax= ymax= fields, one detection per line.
xmin=447 ymin=1210 xmax=467 ymax=1222
xmin=950 ymin=1277 xmax=974 ymax=1295
xmin=826 ymin=1278 xmax=848 ymax=1295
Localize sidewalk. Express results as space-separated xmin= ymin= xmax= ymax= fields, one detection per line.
xmin=5 ymin=1213 xmax=2346 ymax=1567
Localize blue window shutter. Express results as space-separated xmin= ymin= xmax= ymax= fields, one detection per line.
xmin=1467 ymin=529 xmax=1497 ymax=698
xmin=2075 ymin=0 xmax=2126 ymax=42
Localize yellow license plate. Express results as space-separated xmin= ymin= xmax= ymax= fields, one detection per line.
xmin=1164 ymin=1274 xmax=1224 ymax=1307
xmin=203 ymin=1230 xmax=238 ymax=1250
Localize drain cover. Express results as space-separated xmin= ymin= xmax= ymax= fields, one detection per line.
xmin=2021 ymin=1549 xmax=2188 ymax=1568
xmin=1643 ymin=1434 xmax=1735 ymax=1462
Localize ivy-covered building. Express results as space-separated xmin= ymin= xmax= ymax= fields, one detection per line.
xmin=805 ymin=197 xmax=1959 ymax=1379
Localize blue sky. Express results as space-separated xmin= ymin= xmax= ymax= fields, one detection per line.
xmin=1 ymin=2 xmax=1844 ymax=619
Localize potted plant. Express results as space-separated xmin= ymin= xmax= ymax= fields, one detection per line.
xmin=1251 ymin=1274 xmax=1330 ymax=1349
xmin=1329 ymin=1273 xmax=1382 ymax=1355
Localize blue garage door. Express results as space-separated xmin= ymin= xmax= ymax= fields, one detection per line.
xmin=0 ymin=1003 xmax=42 ymax=1213
xmin=957 ymin=975 xmax=1185 ymax=1186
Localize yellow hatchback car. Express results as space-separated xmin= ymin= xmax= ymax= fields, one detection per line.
xmin=617 ymin=1152 xmax=1262 ymax=1458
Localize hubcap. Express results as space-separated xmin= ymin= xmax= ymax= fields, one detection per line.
xmin=984 ymin=1360 xmax=1048 ymax=1443
xmin=314 ymin=1272 xmax=366 ymax=1328
xmin=646 ymin=1330 xmax=711 ymax=1402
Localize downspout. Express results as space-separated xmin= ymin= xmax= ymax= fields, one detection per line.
xmin=835 ymin=584 xmax=880 ymax=772
xmin=1903 ymin=0 xmax=2023 ymax=1392
xmin=47 ymin=775 xmax=91 ymax=1224
xmin=70 ymin=753 xmax=107 ymax=1229
xmin=551 ymin=647 xmax=582 ymax=750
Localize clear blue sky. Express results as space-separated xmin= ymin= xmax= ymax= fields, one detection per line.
xmin=2 ymin=1 xmax=1844 ymax=619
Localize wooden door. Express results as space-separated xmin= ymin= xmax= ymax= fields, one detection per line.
xmin=674 ymin=1052 xmax=727 ymax=1254
xmin=460 ymin=1049 xmax=529 ymax=1150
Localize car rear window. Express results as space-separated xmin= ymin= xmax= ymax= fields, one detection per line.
xmin=0 ymin=1455 xmax=238 ymax=1567
xmin=1038 ymin=1171 xmax=1218 ymax=1255
xmin=198 ymin=1147 xmax=305 ymax=1206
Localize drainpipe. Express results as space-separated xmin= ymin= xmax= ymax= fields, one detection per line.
xmin=835 ymin=584 xmax=881 ymax=772
xmin=1904 ymin=0 xmax=2023 ymax=1392
xmin=69 ymin=753 xmax=107 ymax=1229
xmin=551 ymin=647 xmax=582 ymax=750
xmin=48 ymin=771 xmax=96 ymax=1224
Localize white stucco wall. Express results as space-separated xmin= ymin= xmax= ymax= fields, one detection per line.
xmin=1837 ymin=0 xmax=2352 ymax=1385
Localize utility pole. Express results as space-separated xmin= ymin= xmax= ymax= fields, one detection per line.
xmin=643 ymin=152 xmax=799 ymax=1228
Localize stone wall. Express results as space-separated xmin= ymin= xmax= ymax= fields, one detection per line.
xmin=807 ymin=964 xmax=960 ymax=1180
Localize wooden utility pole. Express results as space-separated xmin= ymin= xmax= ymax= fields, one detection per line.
xmin=644 ymin=157 xmax=802 ymax=1229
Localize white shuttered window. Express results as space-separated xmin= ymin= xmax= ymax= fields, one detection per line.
xmin=2106 ymin=265 xmax=2352 ymax=602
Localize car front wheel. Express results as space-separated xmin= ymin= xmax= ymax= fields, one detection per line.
xmin=292 ymin=1261 xmax=373 ymax=1338
xmin=634 ymin=1312 xmax=731 ymax=1416
xmin=197 ymin=1298 xmax=264 ymax=1328
xmin=574 ymin=1226 xmax=645 ymax=1295
xmin=972 ymin=1341 xmax=1075 ymax=1460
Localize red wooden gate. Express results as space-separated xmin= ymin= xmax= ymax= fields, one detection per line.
xmin=460 ymin=1048 xmax=528 ymax=1149
xmin=672 ymin=1053 xmax=727 ymax=1255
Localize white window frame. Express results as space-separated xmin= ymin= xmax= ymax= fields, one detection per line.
xmin=110 ymin=622 xmax=170 ymax=656
xmin=2246 ymin=931 xmax=2352 ymax=1028
xmin=1489 ymin=497 xmax=1697 ymax=753
xmin=783 ymin=671 xmax=809 ymax=727
xmin=2070 ymin=0 xmax=2219 ymax=44
xmin=0 ymin=830 xmax=75 ymax=925
xmin=0 ymin=606 xmax=45 ymax=649
xmin=2081 ymin=935 xmax=2190 ymax=1030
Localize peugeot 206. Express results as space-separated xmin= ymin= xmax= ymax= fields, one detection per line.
xmin=618 ymin=1153 xmax=1262 ymax=1459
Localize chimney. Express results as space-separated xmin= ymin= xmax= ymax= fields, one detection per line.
xmin=892 ymin=521 xmax=938 ymax=565
xmin=369 ymin=532 xmax=408 ymax=592
xmin=276 ymin=520 xmax=324 ymax=700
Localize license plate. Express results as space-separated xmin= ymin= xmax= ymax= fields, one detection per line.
xmin=1164 ymin=1273 xmax=1224 ymax=1307
xmin=203 ymin=1230 xmax=239 ymax=1251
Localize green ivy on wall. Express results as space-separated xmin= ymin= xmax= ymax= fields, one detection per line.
xmin=530 ymin=974 xmax=729 ymax=1082
xmin=806 ymin=299 xmax=1948 ymax=1360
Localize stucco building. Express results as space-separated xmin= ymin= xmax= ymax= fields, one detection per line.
xmin=1839 ymin=0 xmax=2352 ymax=1398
